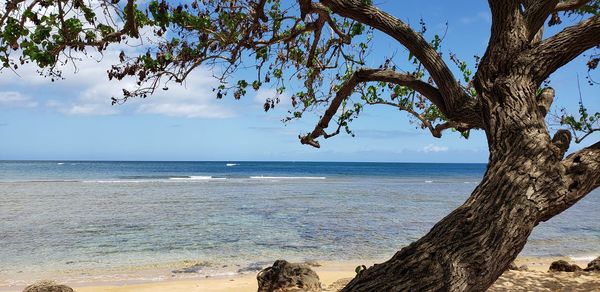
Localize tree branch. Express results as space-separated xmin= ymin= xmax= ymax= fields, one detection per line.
xmin=555 ymin=0 xmax=593 ymax=12
xmin=319 ymin=0 xmax=471 ymax=118
xmin=300 ymin=69 xmax=364 ymax=148
xmin=524 ymin=0 xmax=559 ymax=41
xmin=527 ymin=14 xmax=600 ymax=83
xmin=364 ymin=70 xmax=446 ymax=109
xmin=541 ymin=141 xmax=600 ymax=221
xmin=524 ymin=0 xmax=593 ymax=42
xmin=575 ymin=129 xmax=600 ymax=144
xmin=366 ymin=100 xmax=469 ymax=138
xmin=124 ymin=0 xmax=139 ymax=38
xmin=300 ymin=68 xmax=482 ymax=148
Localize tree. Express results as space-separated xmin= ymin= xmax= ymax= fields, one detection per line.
xmin=1 ymin=0 xmax=599 ymax=290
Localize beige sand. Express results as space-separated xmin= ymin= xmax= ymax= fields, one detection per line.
xmin=489 ymin=257 xmax=600 ymax=292
xmin=3 ymin=258 xmax=600 ymax=292
xmin=73 ymin=261 xmax=364 ymax=292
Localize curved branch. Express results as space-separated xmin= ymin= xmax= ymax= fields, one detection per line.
xmin=364 ymin=70 xmax=445 ymax=109
xmin=319 ymin=0 xmax=470 ymax=117
xmin=366 ymin=100 xmax=470 ymax=138
xmin=124 ymin=0 xmax=139 ymax=38
xmin=367 ymin=73 xmax=480 ymax=131
xmin=300 ymin=69 xmax=364 ymax=148
xmin=524 ymin=0 xmax=593 ymax=42
xmin=555 ymin=0 xmax=593 ymax=12
xmin=541 ymin=141 xmax=600 ymax=220
xmin=526 ymin=14 xmax=600 ymax=83
xmin=575 ymin=129 xmax=600 ymax=143
xmin=524 ymin=1 xmax=559 ymax=40
xmin=300 ymin=68 xmax=482 ymax=148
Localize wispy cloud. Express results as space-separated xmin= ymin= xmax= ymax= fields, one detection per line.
xmin=354 ymin=129 xmax=420 ymax=139
xmin=64 ymin=104 xmax=119 ymax=116
xmin=460 ymin=12 xmax=491 ymax=25
xmin=248 ymin=126 xmax=298 ymax=136
xmin=421 ymin=143 xmax=449 ymax=153
xmin=253 ymin=88 xmax=291 ymax=113
xmin=134 ymin=69 xmax=236 ymax=119
xmin=1 ymin=45 xmax=236 ymax=119
xmin=137 ymin=103 xmax=235 ymax=118
xmin=0 ymin=91 xmax=38 ymax=108
xmin=254 ymin=88 xmax=288 ymax=103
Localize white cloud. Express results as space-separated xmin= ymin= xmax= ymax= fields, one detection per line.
xmin=248 ymin=126 xmax=299 ymax=136
xmin=255 ymin=88 xmax=287 ymax=103
xmin=421 ymin=143 xmax=449 ymax=153
xmin=460 ymin=12 xmax=491 ymax=25
xmin=138 ymin=103 xmax=234 ymax=118
xmin=0 ymin=91 xmax=38 ymax=108
xmin=0 ymin=4 xmax=232 ymax=119
xmin=134 ymin=68 xmax=236 ymax=119
xmin=1 ymin=42 xmax=236 ymax=119
xmin=63 ymin=103 xmax=119 ymax=116
xmin=254 ymin=88 xmax=291 ymax=112
xmin=355 ymin=129 xmax=420 ymax=139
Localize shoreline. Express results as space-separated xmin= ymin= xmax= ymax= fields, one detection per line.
xmin=2 ymin=256 xmax=599 ymax=292
xmin=0 ymin=259 xmax=383 ymax=292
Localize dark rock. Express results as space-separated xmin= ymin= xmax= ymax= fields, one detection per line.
xmin=584 ymin=256 xmax=600 ymax=272
xmin=22 ymin=280 xmax=74 ymax=292
xmin=172 ymin=261 xmax=210 ymax=274
xmin=257 ymin=260 xmax=321 ymax=292
xmin=508 ymin=262 xmax=528 ymax=271
xmin=238 ymin=261 xmax=271 ymax=273
xmin=304 ymin=260 xmax=321 ymax=267
xmin=518 ymin=265 xmax=528 ymax=271
xmin=549 ymin=260 xmax=582 ymax=272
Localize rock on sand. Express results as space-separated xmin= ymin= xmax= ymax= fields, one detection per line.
xmin=22 ymin=280 xmax=73 ymax=292
xmin=257 ymin=260 xmax=321 ymax=292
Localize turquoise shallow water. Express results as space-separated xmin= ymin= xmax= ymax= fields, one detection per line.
xmin=0 ymin=161 xmax=598 ymax=280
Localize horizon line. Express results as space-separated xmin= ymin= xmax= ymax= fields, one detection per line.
xmin=0 ymin=159 xmax=488 ymax=164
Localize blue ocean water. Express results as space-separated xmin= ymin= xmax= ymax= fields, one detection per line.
xmin=0 ymin=161 xmax=598 ymax=281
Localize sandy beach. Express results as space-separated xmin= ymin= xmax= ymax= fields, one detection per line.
xmin=2 ymin=257 xmax=600 ymax=292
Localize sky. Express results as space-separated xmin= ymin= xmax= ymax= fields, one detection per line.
xmin=0 ymin=1 xmax=598 ymax=163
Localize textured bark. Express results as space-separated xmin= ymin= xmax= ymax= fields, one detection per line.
xmin=339 ymin=19 xmax=599 ymax=291
xmin=302 ymin=1 xmax=600 ymax=290
xmin=526 ymin=13 xmax=600 ymax=82
xmin=299 ymin=1 xmax=600 ymax=291
xmin=342 ymin=73 xmax=572 ymax=291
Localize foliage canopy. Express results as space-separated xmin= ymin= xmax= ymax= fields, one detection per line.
xmin=0 ymin=0 xmax=598 ymax=145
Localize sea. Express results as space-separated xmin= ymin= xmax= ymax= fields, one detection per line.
xmin=0 ymin=161 xmax=598 ymax=285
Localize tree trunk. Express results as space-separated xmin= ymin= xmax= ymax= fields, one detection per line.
xmin=342 ymin=77 xmax=580 ymax=291
xmin=342 ymin=163 xmax=547 ymax=291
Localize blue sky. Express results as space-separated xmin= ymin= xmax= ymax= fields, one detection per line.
xmin=0 ymin=1 xmax=598 ymax=162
